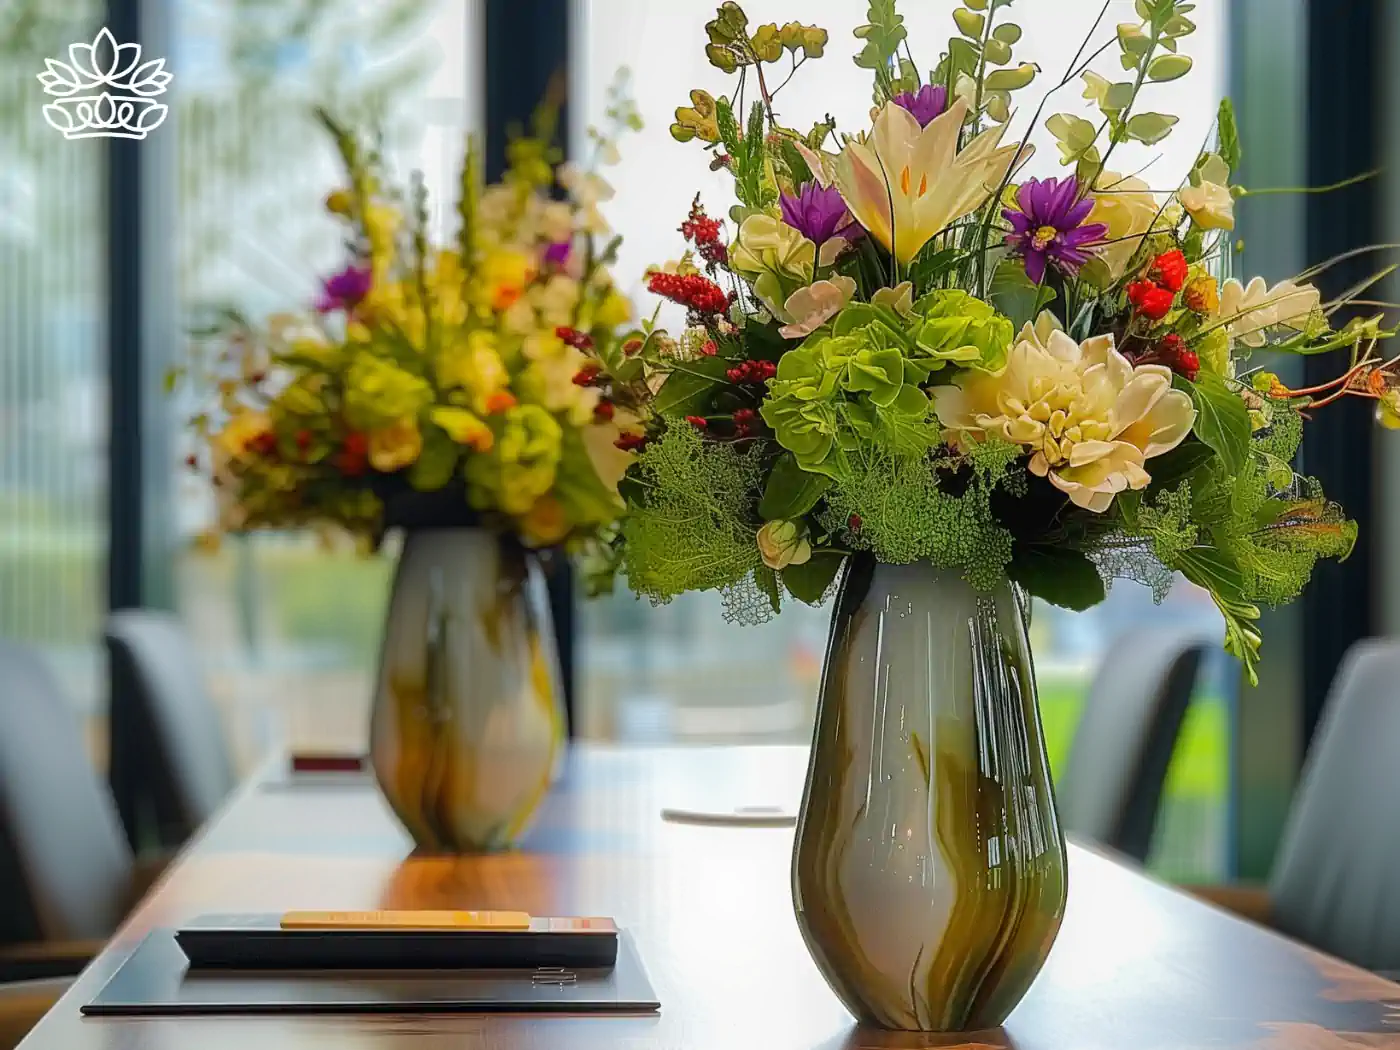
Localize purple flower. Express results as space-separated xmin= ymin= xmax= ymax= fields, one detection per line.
xmin=1003 ymin=176 xmax=1108 ymax=285
xmin=892 ymin=83 xmax=949 ymax=128
xmin=780 ymin=182 xmax=861 ymax=251
xmin=315 ymin=263 xmax=372 ymax=314
xmin=543 ymin=240 xmax=572 ymax=267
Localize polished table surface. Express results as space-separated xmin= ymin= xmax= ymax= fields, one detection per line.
xmin=22 ymin=745 xmax=1400 ymax=1050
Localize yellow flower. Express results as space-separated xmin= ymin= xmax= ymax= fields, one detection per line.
xmin=1086 ymin=171 xmax=1162 ymax=279
xmin=729 ymin=214 xmax=816 ymax=321
xmin=1217 ymin=277 xmax=1323 ymax=348
xmin=530 ymin=274 xmax=581 ymax=327
xmin=324 ymin=189 xmax=353 ymax=216
xmin=1184 ymin=272 xmax=1221 ymax=315
xmin=367 ymin=416 xmax=423 ymax=472
xmin=364 ymin=204 xmax=400 ymax=280
xmin=477 ymin=249 xmax=534 ymax=314
xmin=932 ymin=316 xmax=1196 ymax=513
xmin=437 ymin=329 xmax=511 ymax=414
xmin=832 ymin=97 xmax=1030 ymax=264
xmin=519 ymin=495 xmax=572 ymax=547
xmin=215 ymin=409 xmax=273 ymax=461
xmin=430 ymin=407 xmax=494 ymax=452
xmin=1377 ymin=389 xmax=1400 ymax=431
xmin=756 ymin=520 xmax=813 ymax=571
xmin=558 ymin=163 xmax=614 ymax=235
xmin=595 ymin=289 xmax=633 ymax=329
xmin=1179 ymin=154 xmax=1235 ymax=232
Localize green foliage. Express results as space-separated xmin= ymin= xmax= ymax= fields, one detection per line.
xmin=651 ymin=356 xmax=730 ymax=417
xmin=1187 ymin=373 xmax=1252 ymax=475
xmin=759 ymin=454 xmax=831 ymax=520
xmin=1217 ymin=98 xmax=1242 ymax=170
xmin=909 ymin=290 xmax=1015 ymax=374
xmin=783 ymin=551 xmax=844 ymax=605
xmin=821 ymin=441 xmax=1020 ymax=591
xmin=853 ymin=0 xmax=908 ymax=85
xmin=619 ymin=425 xmax=764 ymax=604
xmin=1009 ymin=548 xmax=1106 ymax=612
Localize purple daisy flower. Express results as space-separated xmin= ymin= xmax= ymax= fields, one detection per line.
xmin=1003 ymin=176 xmax=1108 ymax=285
xmin=543 ymin=240 xmax=572 ymax=267
xmin=893 ymin=83 xmax=949 ymax=128
xmin=779 ymin=182 xmax=861 ymax=251
xmin=315 ymin=263 xmax=372 ymax=314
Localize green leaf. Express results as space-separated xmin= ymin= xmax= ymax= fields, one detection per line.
xmin=1009 ymin=547 xmax=1106 ymax=612
xmin=907 ymin=246 xmax=966 ymax=292
xmin=952 ymin=8 xmax=985 ymax=38
xmin=1125 ymin=112 xmax=1180 ymax=145
xmin=992 ymin=22 xmax=1022 ymax=44
xmin=1217 ymin=97 xmax=1242 ymax=170
xmin=783 ymin=551 xmax=844 ymax=604
xmin=1188 ymin=373 xmax=1251 ymax=476
xmin=1148 ymin=54 xmax=1192 ymax=82
xmin=652 ymin=356 xmax=731 ymax=417
xmin=408 ymin=425 xmax=459 ymax=491
xmin=755 ymin=565 xmax=783 ymax=615
xmin=1144 ymin=439 xmax=1216 ymax=496
xmin=759 ymin=453 xmax=832 ymax=520
xmin=989 ymin=259 xmax=1056 ymax=330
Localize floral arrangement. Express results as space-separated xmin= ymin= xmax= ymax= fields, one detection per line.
xmin=185 ymin=89 xmax=640 ymax=552
xmin=589 ymin=0 xmax=1399 ymax=680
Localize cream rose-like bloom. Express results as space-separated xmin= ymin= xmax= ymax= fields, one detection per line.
xmin=1087 ymin=171 xmax=1162 ymax=279
xmin=1178 ymin=155 xmax=1235 ymax=232
xmin=779 ymin=276 xmax=857 ymax=339
xmin=932 ymin=316 xmax=1196 ymax=513
xmin=1217 ymin=276 xmax=1322 ymax=348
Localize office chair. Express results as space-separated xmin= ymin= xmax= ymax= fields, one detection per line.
xmin=1057 ymin=628 xmax=1210 ymax=862
xmin=105 ymin=609 xmax=235 ymax=849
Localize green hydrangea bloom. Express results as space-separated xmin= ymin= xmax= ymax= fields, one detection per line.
xmin=344 ymin=353 xmax=432 ymax=430
xmin=466 ymin=404 xmax=562 ymax=515
xmin=909 ymin=290 xmax=1015 ymax=373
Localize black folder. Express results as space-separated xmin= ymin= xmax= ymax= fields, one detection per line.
xmin=82 ymin=929 xmax=660 ymax=1016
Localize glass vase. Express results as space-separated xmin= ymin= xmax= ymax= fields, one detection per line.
xmin=369 ymin=528 xmax=565 ymax=853
xmin=792 ymin=557 xmax=1067 ymax=1031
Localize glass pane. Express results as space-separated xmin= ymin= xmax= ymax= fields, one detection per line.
xmin=574 ymin=1 xmax=1231 ymax=877
xmin=170 ymin=1 xmax=480 ymax=769
xmin=0 ymin=5 xmax=107 ymax=738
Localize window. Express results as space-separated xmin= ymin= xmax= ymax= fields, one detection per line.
xmin=169 ymin=0 xmax=481 ymax=768
xmin=0 ymin=3 xmax=108 ymax=731
xmin=574 ymin=0 xmax=1232 ymax=878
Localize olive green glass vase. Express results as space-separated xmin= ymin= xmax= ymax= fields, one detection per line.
xmin=369 ymin=528 xmax=566 ymax=853
xmin=792 ymin=557 xmax=1068 ymax=1032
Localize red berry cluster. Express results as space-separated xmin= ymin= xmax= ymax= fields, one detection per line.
xmin=646 ymin=271 xmax=731 ymax=316
xmin=679 ymin=196 xmax=728 ymax=268
xmin=1131 ymin=333 xmax=1200 ymax=382
xmin=593 ymin=400 xmax=615 ymax=422
xmin=1148 ymin=249 xmax=1189 ymax=292
xmin=614 ymin=432 xmax=648 ymax=453
xmin=725 ymin=359 xmax=777 ymax=385
xmin=572 ymin=363 xmax=603 ymax=387
xmin=248 ymin=431 xmax=278 ymax=457
xmin=1127 ymin=250 xmax=1189 ymax=322
xmin=336 ymin=432 xmax=370 ymax=477
xmin=732 ymin=408 xmax=756 ymax=438
xmin=701 ymin=339 xmax=718 ymax=357
xmin=555 ymin=326 xmax=594 ymax=351
xmin=685 ymin=415 xmax=708 ymax=430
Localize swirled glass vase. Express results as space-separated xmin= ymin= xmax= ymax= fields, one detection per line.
xmin=369 ymin=528 xmax=565 ymax=853
xmin=792 ymin=557 xmax=1068 ymax=1031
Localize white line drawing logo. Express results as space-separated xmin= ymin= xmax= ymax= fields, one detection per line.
xmin=37 ymin=26 xmax=172 ymax=140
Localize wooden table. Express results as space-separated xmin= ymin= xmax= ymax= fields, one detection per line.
xmin=21 ymin=745 xmax=1400 ymax=1050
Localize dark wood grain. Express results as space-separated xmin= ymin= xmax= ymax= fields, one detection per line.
xmin=19 ymin=746 xmax=1400 ymax=1050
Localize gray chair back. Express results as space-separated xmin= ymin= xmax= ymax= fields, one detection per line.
xmin=1269 ymin=640 xmax=1400 ymax=971
xmin=1057 ymin=629 xmax=1209 ymax=862
xmin=0 ymin=642 xmax=132 ymax=942
xmin=105 ymin=610 xmax=234 ymax=847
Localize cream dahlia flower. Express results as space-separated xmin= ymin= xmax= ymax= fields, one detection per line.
xmin=1086 ymin=171 xmax=1162 ymax=279
xmin=932 ymin=316 xmax=1196 ymax=513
